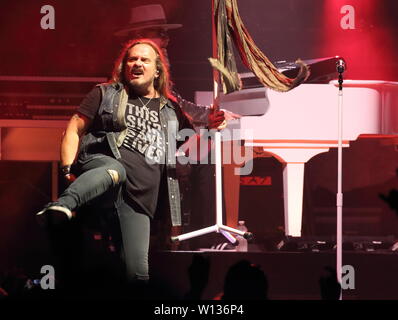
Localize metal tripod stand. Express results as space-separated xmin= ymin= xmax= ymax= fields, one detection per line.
xmin=171 ymin=128 xmax=253 ymax=247
xmin=171 ymin=0 xmax=253 ymax=247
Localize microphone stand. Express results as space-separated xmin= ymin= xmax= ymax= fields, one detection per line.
xmin=171 ymin=0 xmax=253 ymax=249
xmin=336 ymin=58 xmax=346 ymax=300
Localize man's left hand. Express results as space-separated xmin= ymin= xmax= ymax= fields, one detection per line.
xmin=208 ymin=108 xmax=226 ymax=130
xmin=221 ymin=109 xmax=241 ymax=121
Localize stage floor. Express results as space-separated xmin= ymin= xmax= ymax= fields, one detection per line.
xmin=2 ymin=229 xmax=398 ymax=300
xmin=149 ymin=249 xmax=398 ymax=300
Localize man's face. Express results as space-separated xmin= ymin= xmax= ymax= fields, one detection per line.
xmin=124 ymin=43 xmax=159 ymax=94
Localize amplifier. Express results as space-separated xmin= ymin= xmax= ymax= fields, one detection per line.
xmin=0 ymin=75 xmax=107 ymax=120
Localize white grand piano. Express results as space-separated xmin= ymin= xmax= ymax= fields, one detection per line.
xmin=196 ymin=65 xmax=398 ymax=236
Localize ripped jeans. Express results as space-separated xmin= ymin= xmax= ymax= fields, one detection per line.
xmin=56 ymin=155 xmax=150 ymax=282
xmin=57 ymin=155 xmax=126 ymax=211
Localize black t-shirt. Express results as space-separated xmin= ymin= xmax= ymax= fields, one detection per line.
xmin=78 ymin=87 xmax=165 ymax=218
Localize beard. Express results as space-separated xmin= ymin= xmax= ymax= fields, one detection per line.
xmin=127 ymin=75 xmax=156 ymax=95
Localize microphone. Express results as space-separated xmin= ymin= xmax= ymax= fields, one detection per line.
xmin=336 ymin=58 xmax=346 ymax=73
xmin=336 ymin=57 xmax=346 ymax=90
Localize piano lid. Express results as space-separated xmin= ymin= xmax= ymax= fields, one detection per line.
xmin=240 ymin=56 xmax=343 ymax=89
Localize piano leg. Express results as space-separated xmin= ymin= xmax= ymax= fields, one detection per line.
xmin=283 ymin=163 xmax=305 ymax=237
xmin=262 ymin=146 xmax=334 ymax=237
xmin=224 ymin=142 xmax=336 ymax=238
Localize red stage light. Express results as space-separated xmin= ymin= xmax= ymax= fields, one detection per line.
xmin=322 ymin=0 xmax=396 ymax=81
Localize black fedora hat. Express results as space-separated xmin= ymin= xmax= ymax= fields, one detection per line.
xmin=114 ymin=4 xmax=182 ymax=37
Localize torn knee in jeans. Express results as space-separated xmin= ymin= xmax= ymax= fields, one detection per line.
xmin=107 ymin=169 xmax=120 ymax=185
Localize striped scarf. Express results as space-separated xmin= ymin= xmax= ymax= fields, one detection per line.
xmin=209 ymin=0 xmax=310 ymax=94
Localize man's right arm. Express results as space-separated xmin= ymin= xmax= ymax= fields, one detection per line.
xmin=60 ymin=113 xmax=92 ymax=167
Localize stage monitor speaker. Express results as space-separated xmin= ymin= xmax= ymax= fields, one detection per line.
xmin=238 ymin=157 xmax=284 ymax=245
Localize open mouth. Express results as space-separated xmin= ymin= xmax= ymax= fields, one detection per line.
xmin=132 ymin=69 xmax=144 ymax=77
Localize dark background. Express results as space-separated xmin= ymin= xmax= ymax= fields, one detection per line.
xmin=1 ymin=0 xmax=398 ymax=275
xmin=1 ymin=0 xmax=398 ymax=100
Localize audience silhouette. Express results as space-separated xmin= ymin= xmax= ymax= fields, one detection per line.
xmin=319 ymin=266 xmax=341 ymax=300
xmin=221 ymin=259 xmax=268 ymax=300
xmin=379 ymin=168 xmax=398 ymax=217
xmin=184 ymin=254 xmax=210 ymax=300
xmin=2 ymin=259 xmax=347 ymax=300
